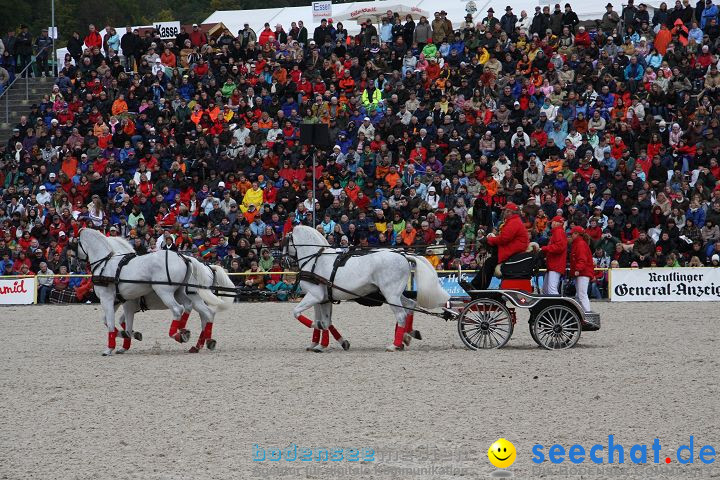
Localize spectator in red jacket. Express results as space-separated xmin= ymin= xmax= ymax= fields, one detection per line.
xmin=189 ymin=23 xmax=208 ymax=47
xmin=541 ymin=215 xmax=567 ymax=294
xmin=84 ymin=25 xmax=102 ymax=49
xmin=570 ymin=226 xmax=594 ymax=312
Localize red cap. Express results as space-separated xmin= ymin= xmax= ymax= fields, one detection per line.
xmin=551 ymin=215 xmax=565 ymax=223
xmin=571 ymin=226 xmax=585 ymax=234
xmin=504 ymin=202 xmax=519 ymax=211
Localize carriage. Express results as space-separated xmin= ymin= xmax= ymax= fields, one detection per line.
xmin=444 ymin=280 xmax=601 ymax=350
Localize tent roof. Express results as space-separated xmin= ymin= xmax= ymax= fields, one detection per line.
xmin=203 ymin=0 xmax=666 ymax=36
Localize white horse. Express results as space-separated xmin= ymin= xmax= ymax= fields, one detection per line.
xmin=77 ymin=228 xmax=225 ymax=356
xmin=106 ymin=236 xmax=234 ymax=353
xmin=283 ymin=225 xmax=450 ymax=351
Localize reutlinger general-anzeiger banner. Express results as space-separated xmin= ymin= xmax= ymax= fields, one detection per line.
xmin=610 ymin=268 xmax=720 ymax=302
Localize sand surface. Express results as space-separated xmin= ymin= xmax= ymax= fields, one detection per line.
xmin=1 ymin=301 xmax=719 ymax=479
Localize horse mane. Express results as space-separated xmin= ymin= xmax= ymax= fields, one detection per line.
xmin=294 ymin=225 xmax=329 ymax=246
xmin=106 ymin=235 xmax=135 ymax=254
xmin=81 ymin=228 xmax=131 ymax=254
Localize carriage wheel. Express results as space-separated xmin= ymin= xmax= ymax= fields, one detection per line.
xmin=457 ymin=298 xmax=513 ymax=350
xmin=531 ymin=305 xmax=581 ymax=350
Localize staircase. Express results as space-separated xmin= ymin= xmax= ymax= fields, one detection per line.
xmin=0 ymin=76 xmax=56 ymax=144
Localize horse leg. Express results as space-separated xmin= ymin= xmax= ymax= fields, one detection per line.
xmin=400 ymin=297 xmax=421 ymax=346
xmin=329 ymin=325 xmax=350 ymax=351
xmin=156 ymin=288 xmax=190 ymax=344
xmin=116 ymin=305 xmax=136 ymax=354
xmin=306 ymin=305 xmax=323 ymax=351
xmin=99 ymin=293 xmax=117 ymax=356
xmin=189 ymin=297 xmax=215 ymax=353
xmin=293 ymin=291 xmax=322 ymax=350
xmin=311 ymin=303 xmax=333 ymax=353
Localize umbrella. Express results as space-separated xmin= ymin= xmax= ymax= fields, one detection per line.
xmin=334 ymin=4 xmax=430 ymax=25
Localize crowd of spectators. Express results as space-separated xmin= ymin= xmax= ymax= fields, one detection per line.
xmin=3 ymin=0 xmax=720 ymax=301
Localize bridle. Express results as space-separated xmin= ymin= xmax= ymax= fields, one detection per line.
xmin=281 ymin=232 xmax=328 ymax=271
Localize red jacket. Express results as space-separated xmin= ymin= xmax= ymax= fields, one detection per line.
xmin=570 ymin=236 xmax=594 ymax=278
xmin=487 ymin=214 xmax=529 ymax=263
xmin=541 ymin=226 xmax=567 ymax=273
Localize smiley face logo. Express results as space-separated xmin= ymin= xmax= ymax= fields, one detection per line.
xmin=488 ymin=438 xmax=516 ymax=469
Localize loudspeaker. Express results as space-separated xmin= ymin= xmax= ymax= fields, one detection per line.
xmin=299 ymin=123 xmax=331 ymax=148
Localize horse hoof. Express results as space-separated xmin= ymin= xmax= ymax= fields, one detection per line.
xmin=174 ymin=330 xmax=191 ymax=343
xmin=133 ymin=331 xmax=143 ymax=341
xmin=116 ymin=348 xmax=126 ymax=354
xmin=341 ymin=339 xmax=350 ymax=351
xmin=403 ymin=333 xmax=413 ymax=346
xmin=311 ymin=345 xmax=325 ymax=353
xmin=206 ymin=339 xmax=217 ymax=351
xmin=386 ymin=344 xmax=405 ymax=352
xmin=102 ymin=349 xmax=113 ymax=356
xmin=411 ymin=329 xmax=422 ymax=340
xmin=305 ymin=343 xmax=319 ymax=351
xmin=188 ymin=346 xmax=200 ymax=353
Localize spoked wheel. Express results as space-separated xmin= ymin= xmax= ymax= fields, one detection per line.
xmin=531 ymin=305 xmax=581 ymax=350
xmin=457 ymin=298 xmax=513 ymax=350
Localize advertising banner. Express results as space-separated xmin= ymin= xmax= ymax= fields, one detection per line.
xmin=610 ymin=268 xmax=720 ymax=301
xmin=312 ymin=1 xmax=332 ymax=20
xmin=0 ymin=277 xmax=36 ymax=305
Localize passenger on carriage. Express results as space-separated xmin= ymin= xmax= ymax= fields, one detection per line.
xmin=471 ymin=202 xmax=530 ymax=290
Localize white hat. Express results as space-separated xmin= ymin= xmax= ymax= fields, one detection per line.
xmin=39 ymin=185 xmax=46 ymax=190
xmin=333 ymin=145 xmax=341 ymax=150
xmin=218 ymin=181 xmax=226 ymax=187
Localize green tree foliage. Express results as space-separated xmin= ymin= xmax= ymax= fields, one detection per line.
xmin=0 ymin=0 xmax=311 ymax=42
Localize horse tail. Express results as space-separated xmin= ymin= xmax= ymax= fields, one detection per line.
xmin=406 ymin=255 xmax=450 ymax=309
xmin=208 ymin=265 xmax=234 ymax=311
xmin=190 ymin=260 xmax=231 ymax=312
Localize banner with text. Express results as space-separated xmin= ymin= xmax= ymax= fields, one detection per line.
xmin=312 ymin=1 xmax=333 ymax=20
xmin=154 ymin=21 xmax=181 ymax=39
xmin=0 ymin=277 xmax=36 ymax=305
xmin=610 ymin=268 xmax=720 ymax=301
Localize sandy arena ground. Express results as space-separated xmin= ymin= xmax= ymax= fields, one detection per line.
xmin=1 ymin=301 xmax=719 ymax=479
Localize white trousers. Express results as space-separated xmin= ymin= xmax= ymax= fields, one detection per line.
xmin=543 ymin=271 xmax=562 ymax=295
xmin=575 ymin=276 xmax=591 ymax=312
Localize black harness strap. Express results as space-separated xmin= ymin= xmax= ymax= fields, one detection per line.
xmin=113 ymin=253 xmax=137 ymax=304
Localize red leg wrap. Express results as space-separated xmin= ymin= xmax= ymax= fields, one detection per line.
xmin=393 ymin=323 xmax=405 ymax=347
xmin=169 ymin=319 xmax=180 ymax=337
xmin=320 ymin=329 xmax=330 ymax=348
xmin=178 ymin=311 xmax=190 ymax=329
xmin=329 ymin=325 xmax=342 ymax=341
xmin=311 ymin=328 xmax=321 ymax=343
xmin=297 ymin=314 xmax=313 ymax=328
xmin=108 ymin=330 xmax=117 ymax=349
xmin=119 ymin=322 xmax=130 ymax=349
xmin=203 ymin=322 xmax=213 ymax=339
xmin=405 ymin=313 xmax=414 ymax=333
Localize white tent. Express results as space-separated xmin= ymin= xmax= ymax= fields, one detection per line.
xmin=203 ymin=0 xmax=667 ymax=37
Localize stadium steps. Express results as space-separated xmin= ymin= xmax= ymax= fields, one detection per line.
xmin=0 ymin=76 xmax=56 ymax=142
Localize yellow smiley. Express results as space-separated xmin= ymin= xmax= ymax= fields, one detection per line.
xmin=488 ymin=438 xmax=517 ymax=469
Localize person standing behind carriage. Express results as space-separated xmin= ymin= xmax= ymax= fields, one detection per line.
xmin=570 ymin=226 xmax=594 ymax=313
xmin=471 ymin=203 xmax=529 ymax=289
xmin=541 ymin=216 xmax=568 ymax=295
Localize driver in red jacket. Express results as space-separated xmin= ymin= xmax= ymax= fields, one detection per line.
xmin=541 ymin=215 xmax=568 ymax=295
xmin=472 ymin=202 xmax=529 ymax=289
